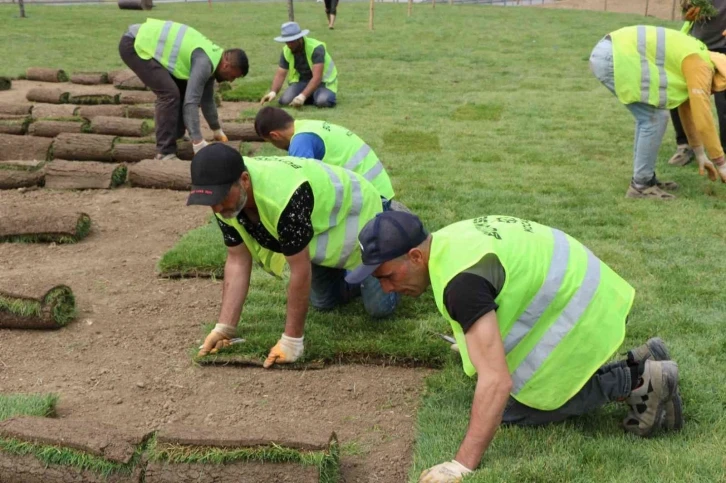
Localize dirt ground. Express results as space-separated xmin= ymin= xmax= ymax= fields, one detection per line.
xmin=542 ymin=0 xmax=680 ymax=20
xmin=0 ymin=82 xmax=432 ymax=482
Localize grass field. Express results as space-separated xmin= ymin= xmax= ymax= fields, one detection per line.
xmin=3 ymin=2 xmax=726 ymax=481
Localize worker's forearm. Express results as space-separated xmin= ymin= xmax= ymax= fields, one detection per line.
xmin=270 ymin=70 xmax=287 ymax=94
xmin=200 ymin=79 xmax=220 ymax=132
xmin=301 ymin=74 xmax=322 ymax=99
xmin=283 ymin=263 xmax=311 ymax=338
xmin=682 ymin=55 xmax=725 ymax=158
xmin=454 ymin=376 xmax=511 ymax=470
xmin=678 ymin=101 xmax=701 ymax=148
xmin=217 ymin=255 xmax=252 ymax=326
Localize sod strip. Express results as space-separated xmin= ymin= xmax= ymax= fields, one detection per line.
xmin=28 ymin=119 xmax=87 ymax=137
xmin=125 ymin=105 xmax=154 ymax=119
xmin=0 ymin=118 xmax=30 ymax=135
xmin=0 ymin=160 xmax=45 ymax=171
xmin=127 ymin=159 xmax=191 ymax=190
xmin=0 ymin=104 xmax=32 ymax=116
xmin=68 ymin=93 xmax=120 ymax=105
xmin=113 ymin=74 xmax=147 ymax=91
xmin=0 ymin=168 xmax=44 ymax=189
xmin=26 ymin=88 xmax=70 ymax=104
xmin=0 ymin=210 xmax=91 ymax=244
xmin=89 ymin=116 xmax=152 ymax=137
xmin=0 ymin=284 xmax=75 ymax=329
xmin=0 ymin=77 xmax=11 ymax=91
xmin=45 ymin=160 xmax=127 ymax=190
xmin=0 ymin=394 xmax=58 ymax=422
xmin=147 ymin=428 xmax=339 ymax=483
xmin=157 ymin=221 xmax=227 ymax=278
xmin=108 ymin=69 xmax=134 ymax=85
xmin=118 ymin=91 xmax=156 ymax=105
xmin=30 ymin=103 xmax=78 ymax=119
xmin=76 ymin=105 xmax=127 ymax=118
xmin=70 ymin=72 xmax=109 ymax=85
xmin=0 ymin=134 xmax=53 ymax=161
xmin=52 ymin=133 xmax=117 ymax=162
xmin=25 ymin=67 xmax=68 ymax=83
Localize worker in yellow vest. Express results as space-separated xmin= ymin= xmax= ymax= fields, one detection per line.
xmin=590 ymin=25 xmax=726 ymax=199
xmin=119 ymin=19 xmax=248 ymax=160
xmin=253 ymin=106 xmax=394 ymax=201
xmin=260 ymin=22 xmax=338 ymax=108
xmin=346 ymin=212 xmax=683 ymax=482
xmin=189 ymin=144 xmax=399 ymax=368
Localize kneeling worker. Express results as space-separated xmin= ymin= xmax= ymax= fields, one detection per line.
xmin=347 ymin=212 xmax=683 ymax=482
xmin=254 ymin=106 xmax=394 ymax=201
xmin=190 ymin=144 xmax=398 ymax=368
xmin=119 ymin=18 xmax=248 ymax=160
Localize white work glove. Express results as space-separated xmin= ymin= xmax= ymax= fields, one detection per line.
xmin=193 ymin=139 xmax=209 ymax=154
xmin=290 ymin=93 xmax=307 ymax=108
xmin=693 ymin=146 xmax=718 ymax=181
xmin=263 ymin=333 xmax=304 ymax=368
xmin=197 ymin=323 xmax=237 ymax=357
xmin=419 ymin=460 xmax=472 ymax=483
xmin=213 ymin=129 xmax=228 ymax=142
xmin=260 ymin=91 xmax=277 ymax=104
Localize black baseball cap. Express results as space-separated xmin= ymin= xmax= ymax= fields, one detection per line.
xmin=187 ymin=143 xmax=245 ymax=206
xmin=345 ymin=211 xmax=428 ymax=284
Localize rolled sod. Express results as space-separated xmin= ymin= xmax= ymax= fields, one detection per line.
xmin=0 ymin=118 xmax=30 ymax=135
xmin=89 ymin=116 xmax=152 ymax=137
xmin=25 ymin=67 xmax=69 ymax=83
xmin=222 ymin=123 xmax=263 ymax=142
xmin=68 ymin=93 xmax=120 ymax=105
xmin=28 ymin=119 xmax=88 ymax=138
xmin=0 ymin=168 xmax=45 ymax=189
xmin=52 ymin=133 xmax=117 ymax=162
xmin=26 ymin=88 xmax=70 ymax=104
xmin=118 ymin=0 xmax=153 ymax=11
xmin=0 ymin=210 xmax=91 ymax=244
xmin=70 ymin=72 xmax=109 ymax=85
xmin=118 ymin=91 xmax=156 ymax=105
xmin=112 ymin=140 xmax=193 ymax=163
xmin=30 ymin=104 xmax=78 ymax=119
xmin=113 ymin=74 xmax=147 ymax=91
xmin=0 ymin=134 xmax=53 ymax=161
xmin=0 ymin=160 xmax=45 ymax=171
xmin=0 ymin=77 xmax=11 ymax=91
xmin=108 ymin=69 xmax=133 ymax=85
xmin=127 ymin=159 xmax=191 ymax=190
xmin=125 ymin=105 xmax=154 ymax=119
xmin=0 ymin=283 xmax=75 ymax=329
xmin=76 ymin=105 xmax=127 ymax=118
xmin=45 ymin=160 xmax=127 ymax=190
xmin=0 ymin=104 xmax=32 ymax=116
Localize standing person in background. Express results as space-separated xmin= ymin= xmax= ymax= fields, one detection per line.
xmin=668 ymin=2 xmax=726 ymax=166
xmin=325 ymin=0 xmax=339 ymax=29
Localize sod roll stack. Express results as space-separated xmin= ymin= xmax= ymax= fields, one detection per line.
xmin=28 ymin=119 xmax=88 ymax=138
xmin=0 ymin=282 xmax=75 ymax=330
xmin=0 ymin=104 xmax=32 ymax=116
xmin=0 ymin=162 xmax=45 ymax=189
xmin=45 ymin=160 xmax=127 ymax=190
xmin=128 ymin=159 xmax=190 ymax=190
xmin=70 ymin=72 xmax=109 ymax=85
xmin=0 ymin=134 xmax=52 ymax=162
xmin=26 ymin=87 xmax=69 ymax=104
xmin=52 ymin=133 xmax=116 ymax=162
xmin=25 ymin=67 xmax=68 ymax=83
xmin=0 ymin=117 xmax=31 ymax=135
xmin=0 ymin=209 xmax=91 ymax=243
xmin=89 ymin=116 xmax=152 ymax=137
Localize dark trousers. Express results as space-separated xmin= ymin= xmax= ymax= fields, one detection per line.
xmin=670 ymin=47 xmax=726 ymax=148
xmin=502 ymin=360 xmax=632 ymax=426
xmin=118 ymin=35 xmax=186 ymax=156
xmin=324 ymin=0 xmax=339 ymax=15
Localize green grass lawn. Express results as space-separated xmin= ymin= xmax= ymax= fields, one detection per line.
xmin=3 ymin=2 xmax=726 ymax=481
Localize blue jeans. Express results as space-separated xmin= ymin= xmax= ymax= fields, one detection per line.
xmin=590 ymin=38 xmax=669 ymax=186
xmin=309 ymin=265 xmax=399 ymax=318
xmin=279 ymin=81 xmax=337 ymax=108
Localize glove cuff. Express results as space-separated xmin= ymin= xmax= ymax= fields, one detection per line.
xmin=693 ymin=145 xmax=706 ymax=157
xmin=451 ymin=460 xmax=472 ymax=474
xmin=213 ymin=323 xmax=237 ymax=338
xmin=281 ymin=333 xmax=304 ymax=343
xmin=213 ymin=129 xmax=224 ymax=136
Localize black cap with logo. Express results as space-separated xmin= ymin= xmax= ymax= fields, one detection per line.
xmin=186 ymin=143 xmax=245 ymax=206
xmin=345 ymin=211 xmax=428 ymax=284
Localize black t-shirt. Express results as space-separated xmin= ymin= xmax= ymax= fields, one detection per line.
xmin=443 ymin=272 xmax=500 ymax=333
xmin=216 ymin=182 xmax=315 ymax=256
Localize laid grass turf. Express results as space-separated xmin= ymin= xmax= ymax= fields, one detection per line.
xmin=0 ymin=394 xmax=58 ymax=422
xmin=221 ymin=78 xmax=270 ymax=102
xmin=4 ymin=2 xmax=726 ymax=481
xmin=157 ymin=220 xmax=227 ymax=278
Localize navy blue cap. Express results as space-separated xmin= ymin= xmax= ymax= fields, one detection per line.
xmin=187 ymin=143 xmax=245 ymax=206
xmin=345 ymin=211 xmax=428 ymax=284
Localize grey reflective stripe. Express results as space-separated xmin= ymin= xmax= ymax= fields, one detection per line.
xmin=154 ymin=21 xmax=173 ymax=60
xmin=167 ymin=24 xmax=188 ymax=73
xmin=637 ymin=26 xmax=650 ymax=104
xmin=363 ymin=161 xmax=384 ymax=182
xmin=503 ymin=228 xmax=570 ymax=354
xmin=336 ymin=173 xmax=363 ymax=268
xmin=344 ymin=144 xmax=371 ymax=171
xmin=510 ymin=247 xmax=602 ymax=394
xmin=312 ymin=163 xmax=344 ymax=265
xmin=324 ymin=59 xmax=336 ymax=82
xmin=655 ymin=27 xmax=668 ymax=108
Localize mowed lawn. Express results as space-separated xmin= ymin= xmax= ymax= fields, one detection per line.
xmin=3 ymin=2 xmax=726 ymax=481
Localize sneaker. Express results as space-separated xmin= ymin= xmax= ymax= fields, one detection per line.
xmin=622 ymin=359 xmax=679 ymax=437
xmin=655 ymin=179 xmax=679 ymax=191
xmin=626 ymin=182 xmax=676 ymax=200
xmin=154 ymin=153 xmax=180 ymax=161
xmin=626 ymin=338 xmax=683 ymax=431
xmin=667 ymin=145 xmax=694 ymax=166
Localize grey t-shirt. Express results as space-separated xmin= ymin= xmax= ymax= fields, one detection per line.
xmin=279 ymin=44 xmax=326 ymax=82
xmin=691 ymin=0 xmax=726 ymax=51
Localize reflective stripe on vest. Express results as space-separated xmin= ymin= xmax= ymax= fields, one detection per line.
xmin=167 ymin=24 xmax=189 ymax=74
xmin=325 ymin=59 xmax=337 ymax=84
xmin=343 ymin=144 xmax=386 ymax=185
xmin=155 ymin=21 xmax=173 ymax=60
xmin=636 ymin=26 xmax=668 ymax=108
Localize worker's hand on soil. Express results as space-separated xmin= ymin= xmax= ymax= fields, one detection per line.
xmin=263 ymin=334 xmax=304 ymax=368
xmin=684 ymin=6 xmax=700 ymax=21
xmin=260 ymin=91 xmax=277 ymax=104
xmin=193 ymin=139 xmax=209 ymax=154
xmin=213 ymin=129 xmax=228 ymax=142
xmin=693 ymin=146 xmax=719 ymax=181
xmin=419 ymin=460 xmax=472 ymax=483
xmin=197 ymin=323 xmax=237 ymax=357
xmin=290 ymin=94 xmax=307 ymax=108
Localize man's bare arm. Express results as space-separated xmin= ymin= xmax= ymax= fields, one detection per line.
xmin=282 ymin=248 xmax=312 ymax=338
xmin=217 ymin=243 xmax=253 ymax=327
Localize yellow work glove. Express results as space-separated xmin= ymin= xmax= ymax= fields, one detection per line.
xmin=197 ymin=323 xmax=237 ymax=357
xmin=693 ymin=146 xmax=719 ymax=181
xmin=263 ymin=334 xmax=304 ymax=368
xmin=193 ymin=139 xmax=209 ymax=154
xmin=290 ymin=93 xmax=307 ymax=108
xmin=260 ymin=91 xmax=277 ymax=105
xmin=419 ymin=460 xmax=472 ymax=483
xmin=213 ymin=129 xmax=228 ymax=142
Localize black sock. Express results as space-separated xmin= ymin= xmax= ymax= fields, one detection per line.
xmin=629 ymin=365 xmax=641 ymax=390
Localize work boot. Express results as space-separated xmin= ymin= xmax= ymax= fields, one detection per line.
xmin=622 ymin=359 xmax=679 ymax=437
xmin=154 ymin=153 xmax=180 ymax=161
xmin=626 ymin=181 xmax=676 ymax=200
xmin=655 ymin=179 xmax=679 ymax=191
xmin=626 ymin=338 xmax=683 ymax=431
xmin=667 ymin=145 xmax=694 ymax=166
